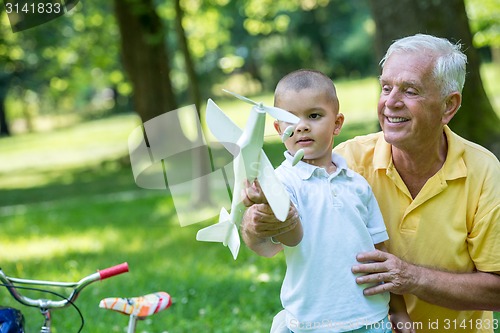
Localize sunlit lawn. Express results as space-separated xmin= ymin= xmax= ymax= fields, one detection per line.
xmin=0 ymin=71 xmax=498 ymax=332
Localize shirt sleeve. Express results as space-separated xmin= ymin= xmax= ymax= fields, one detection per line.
xmin=468 ymin=204 xmax=500 ymax=272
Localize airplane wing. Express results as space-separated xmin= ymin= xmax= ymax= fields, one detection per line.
xmin=206 ymin=99 xmax=241 ymax=156
xmin=257 ymin=151 xmax=290 ymax=222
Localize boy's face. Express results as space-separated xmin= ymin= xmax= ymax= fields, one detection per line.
xmin=274 ymin=88 xmax=343 ymax=167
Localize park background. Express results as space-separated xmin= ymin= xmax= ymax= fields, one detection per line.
xmin=1 ymin=0 xmax=499 ymax=332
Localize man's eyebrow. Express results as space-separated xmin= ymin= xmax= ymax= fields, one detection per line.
xmin=379 ymin=77 xmax=420 ymax=87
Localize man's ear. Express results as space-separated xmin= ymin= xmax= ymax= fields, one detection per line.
xmin=442 ymin=92 xmax=461 ymax=125
xmin=274 ymin=120 xmax=282 ymax=135
xmin=333 ymin=113 xmax=344 ymax=135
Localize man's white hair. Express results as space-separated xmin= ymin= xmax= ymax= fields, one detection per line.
xmin=380 ymin=34 xmax=467 ymax=96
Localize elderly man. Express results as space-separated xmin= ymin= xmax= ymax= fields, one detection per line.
xmin=241 ymin=34 xmax=500 ymax=333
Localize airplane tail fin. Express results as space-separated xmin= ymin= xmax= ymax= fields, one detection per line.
xmin=196 ymin=208 xmax=240 ymax=259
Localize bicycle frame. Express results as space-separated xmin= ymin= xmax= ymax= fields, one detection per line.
xmin=0 ymin=262 xmax=129 ymax=333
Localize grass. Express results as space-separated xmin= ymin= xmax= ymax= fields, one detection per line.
xmin=0 ymin=191 xmax=286 ymax=332
xmin=0 ymin=72 xmax=499 ymax=332
xmin=0 ymin=111 xmax=291 ymax=332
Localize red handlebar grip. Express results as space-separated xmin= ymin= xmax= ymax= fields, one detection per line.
xmin=99 ymin=262 xmax=129 ymax=280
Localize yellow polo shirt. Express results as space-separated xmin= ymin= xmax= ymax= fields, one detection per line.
xmin=334 ymin=126 xmax=500 ymax=333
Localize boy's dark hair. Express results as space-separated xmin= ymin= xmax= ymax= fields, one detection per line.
xmin=274 ymin=69 xmax=338 ymax=108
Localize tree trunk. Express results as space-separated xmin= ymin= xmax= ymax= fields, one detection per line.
xmin=0 ymin=73 xmax=12 ymax=136
xmin=114 ymin=0 xmax=195 ymax=193
xmin=174 ymin=0 xmax=212 ymax=206
xmin=0 ymin=100 xmax=10 ymax=136
xmin=113 ymin=0 xmax=177 ymax=123
xmin=368 ymin=0 xmax=500 ymax=153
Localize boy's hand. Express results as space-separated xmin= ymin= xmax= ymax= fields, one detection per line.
xmin=242 ymin=179 xmax=297 ymax=239
xmin=390 ymin=311 xmax=416 ymax=333
xmin=242 ymin=179 xmax=268 ymax=206
xmin=241 ymin=180 xmax=302 ymax=255
xmin=243 ymin=202 xmax=299 ymax=239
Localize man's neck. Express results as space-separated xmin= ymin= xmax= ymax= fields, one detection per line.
xmin=392 ymin=132 xmax=448 ymax=198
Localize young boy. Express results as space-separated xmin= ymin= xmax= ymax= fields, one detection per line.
xmin=242 ymin=69 xmax=413 ymax=333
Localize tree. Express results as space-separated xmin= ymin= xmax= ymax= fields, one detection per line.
xmin=174 ymin=0 xmax=211 ymax=206
xmin=0 ymin=73 xmax=12 ymax=136
xmin=0 ymin=1 xmax=132 ymax=134
xmin=113 ymin=0 xmax=177 ymax=123
xmin=368 ymin=0 xmax=500 ymax=152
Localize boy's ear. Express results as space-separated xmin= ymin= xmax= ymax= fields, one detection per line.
xmin=274 ymin=120 xmax=282 ymax=135
xmin=333 ymin=113 xmax=344 ymax=135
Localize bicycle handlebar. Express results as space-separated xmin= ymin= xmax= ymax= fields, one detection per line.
xmin=98 ymin=262 xmax=129 ymax=280
xmin=0 ymin=262 xmax=129 ymax=310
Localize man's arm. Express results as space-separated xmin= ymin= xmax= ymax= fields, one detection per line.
xmin=352 ymin=250 xmax=500 ymax=311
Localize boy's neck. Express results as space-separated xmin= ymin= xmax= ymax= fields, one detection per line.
xmin=325 ymin=162 xmax=337 ymax=174
xmin=302 ymin=158 xmax=337 ymax=174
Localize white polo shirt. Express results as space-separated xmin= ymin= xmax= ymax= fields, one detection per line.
xmin=276 ymin=152 xmax=389 ymax=332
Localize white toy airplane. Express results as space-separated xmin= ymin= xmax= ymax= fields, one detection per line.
xmin=196 ymin=90 xmax=304 ymax=259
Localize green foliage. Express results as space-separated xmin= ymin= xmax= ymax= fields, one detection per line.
xmin=1 ymin=0 xmax=131 ymax=124
xmin=465 ymin=0 xmax=500 ymax=47
xmin=1 ymin=0 xmax=380 ymax=129
xmin=3 ymin=0 xmax=496 ymax=135
xmin=481 ymin=62 xmax=500 ymax=114
xmin=222 ymin=0 xmax=377 ymax=89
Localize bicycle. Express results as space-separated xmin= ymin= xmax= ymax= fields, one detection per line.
xmin=0 ymin=263 xmax=172 ymax=333
xmin=0 ymin=262 xmax=130 ymax=332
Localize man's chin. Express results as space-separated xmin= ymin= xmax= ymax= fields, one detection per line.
xmin=383 ymin=131 xmax=406 ymax=146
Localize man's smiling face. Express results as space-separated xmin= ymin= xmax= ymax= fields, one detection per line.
xmin=377 ymin=51 xmax=449 ymax=151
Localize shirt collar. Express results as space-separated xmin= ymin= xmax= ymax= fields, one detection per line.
xmin=373 ymin=131 xmax=391 ymax=170
xmin=283 ymin=151 xmax=355 ymax=180
xmin=442 ymin=125 xmax=467 ymax=180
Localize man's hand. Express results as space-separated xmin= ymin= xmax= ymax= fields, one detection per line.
xmin=352 ymin=250 xmax=418 ymax=296
xmin=353 ymin=250 xmax=500 ymax=311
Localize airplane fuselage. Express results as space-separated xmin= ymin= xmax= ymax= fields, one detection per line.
xmin=236 ymin=107 xmax=266 ymax=182
xmin=229 ymin=107 xmax=267 ymax=228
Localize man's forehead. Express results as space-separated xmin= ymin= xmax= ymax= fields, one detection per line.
xmin=381 ymin=54 xmax=435 ymax=82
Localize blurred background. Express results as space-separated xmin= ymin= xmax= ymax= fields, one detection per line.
xmin=1 ymin=0 xmax=499 ymax=332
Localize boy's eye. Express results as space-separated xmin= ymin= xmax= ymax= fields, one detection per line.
xmin=309 ymin=113 xmax=321 ymax=119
